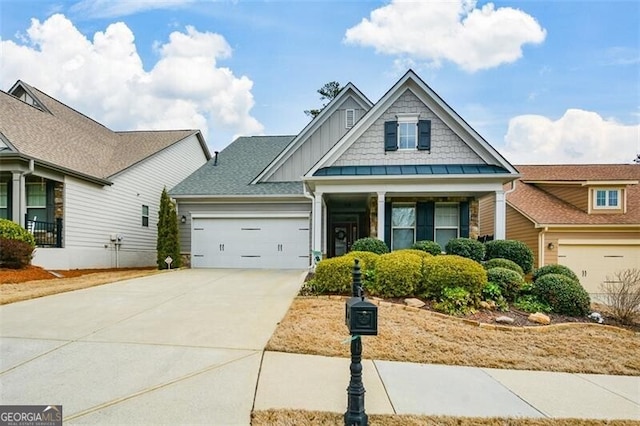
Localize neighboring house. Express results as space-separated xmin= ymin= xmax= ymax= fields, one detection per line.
xmin=479 ymin=164 xmax=640 ymax=294
xmin=170 ymin=70 xmax=519 ymax=269
xmin=0 ymin=81 xmax=210 ymax=269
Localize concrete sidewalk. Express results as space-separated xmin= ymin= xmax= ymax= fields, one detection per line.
xmin=255 ymin=351 xmax=640 ymax=421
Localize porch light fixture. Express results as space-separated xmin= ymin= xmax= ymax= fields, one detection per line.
xmin=547 ymin=242 xmax=555 ymax=250
xmin=181 ymin=215 xmax=187 ymax=224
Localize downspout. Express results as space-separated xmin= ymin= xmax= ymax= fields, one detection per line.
xmin=500 ymin=179 xmax=517 ymax=240
xmin=302 ymin=182 xmax=315 ymax=271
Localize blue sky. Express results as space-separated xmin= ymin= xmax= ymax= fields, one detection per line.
xmin=1 ymin=0 xmax=638 ymax=164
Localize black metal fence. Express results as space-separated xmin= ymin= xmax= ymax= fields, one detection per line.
xmin=25 ymin=217 xmax=63 ymax=248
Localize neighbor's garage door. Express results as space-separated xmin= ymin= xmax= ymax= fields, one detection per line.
xmin=558 ymin=243 xmax=640 ymax=294
xmin=191 ymin=215 xmax=310 ymax=269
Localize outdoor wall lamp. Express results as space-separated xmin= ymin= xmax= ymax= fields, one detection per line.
xmin=181 ymin=215 xmax=187 ymax=224
xmin=547 ymin=242 xmax=555 ymax=250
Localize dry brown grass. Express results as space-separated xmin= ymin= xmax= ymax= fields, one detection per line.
xmin=266 ymin=297 xmax=640 ymax=376
xmin=0 ymin=269 xmax=161 ymax=304
xmin=252 ymin=409 xmax=639 ymax=425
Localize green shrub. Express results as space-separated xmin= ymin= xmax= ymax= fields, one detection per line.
xmin=312 ymin=256 xmax=355 ymax=294
xmin=483 ymin=258 xmax=524 ymax=277
xmin=0 ymin=219 xmax=36 ymax=247
xmin=433 ymin=286 xmax=475 ymax=316
xmin=486 ymin=267 xmax=525 ymax=302
xmin=351 ymin=237 xmax=389 ymax=255
xmin=513 ymin=294 xmax=552 ymax=314
xmin=396 ymin=249 xmax=433 ymax=260
xmin=445 ymin=238 xmax=485 ymax=262
xmin=481 ymin=282 xmax=508 ymax=311
xmin=484 ymin=240 xmax=534 ymax=274
xmin=420 ymin=255 xmax=487 ymax=300
xmin=412 ymin=240 xmax=442 ymax=256
xmin=0 ymin=237 xmax=35 ymax=269
xmin=532 ymin=273 xmax=591 ymax=316
xmin=344 ymin=251 xmax=380 ymax=290
xmin=369 ymin=251 xmax=422 ymax=298
xmin=532 ymin=264 xmax=579 ymax=282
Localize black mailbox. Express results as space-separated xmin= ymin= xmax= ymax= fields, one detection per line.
xmin=345 ymin=297 xmax=378 ymax=336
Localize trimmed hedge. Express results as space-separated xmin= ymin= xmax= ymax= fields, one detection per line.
xmin=484 ymin=240 xmax=534 ymax=274
xmin=369 ymin=251 xmax=422 ymax=298
xmin=351 ymin=237 xmax=389 ymax=255
xmin=0 ymin=237 xmax=35 ymax=269
xmin=486 ymin=267 xmax=525 ymax=302
xmin=344 ymin=251 xmax=380 ymax=290
xmin=445 ymin=238 xmax=485 ymax=263
xmin=532 ymin=273 xmax=591 ymax=316
xmin=312 ymin=256 xmax=355 ymax=294
xmin=0 ymin=219 xmax=36 ymax=247
xmin=412 ymin=240 xmax=442 ymax=256
xmin=532 ymin=264 xmax=579 ymax=283
xmin=396 ymin=248 xmax=433 ymax=260
xmin=483 ymin=258 xmax=524 ymax=277
xmin=421 ymin=255 xmax=487 ymax=300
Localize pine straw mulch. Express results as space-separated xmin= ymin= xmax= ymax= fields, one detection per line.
xmin=0 ymin=266 xmax=160 ymax=304
xmin=266 ymin=297 xmax=640 ymax=376
xmin=252 ymin=410 xmax=639 ymax=426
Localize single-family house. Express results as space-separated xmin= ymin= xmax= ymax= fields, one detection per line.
xmin=0 ymin=81 xmax=210 ymax=269
xmin=479 ymin=164 xmax=640 ymax=294
xmin=170 ymin=70 xmax=519 ymax=269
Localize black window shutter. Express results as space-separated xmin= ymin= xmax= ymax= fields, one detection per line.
xmin=46 ymin=180 xmax=55 ymax=223
xmin=384 ymin=202 xmax=392 ymax=250
xmin=425 ymin=201 xmax=435 ymax=241
xmin=459 ymin=201 xmax=470 ymax=238
xmin=417 ymin=120 xmax=431 ymax=151
xmin=416 ymin=202 xmax=427 ymax=241
xmin=384 ymin=121 xmax=398 ymax=151
xmin=6 ymin=180 xmax=13 ymax=220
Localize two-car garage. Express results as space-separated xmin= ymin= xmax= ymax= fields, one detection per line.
xmin=190 ymin=213 xmax=311 ymax=269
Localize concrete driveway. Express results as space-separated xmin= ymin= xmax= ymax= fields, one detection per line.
xmin=0 ymin=268 xmax=305 ymax=425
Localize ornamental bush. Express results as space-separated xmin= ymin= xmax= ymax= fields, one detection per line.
xmin=344 ymin=251 xmax=380 ymax=290
xmin=411 ymin=240 xmax=442 ymax=256
xmin=396 ymin=248 xmax=433 ymax=260
xmin=532 ymin=264 xmax=579 ymax=283
xmin=486 ymin=267 xmax=525 ymax=302
xmin=445 ymin=238 xmax=485 ymax=263
xmin=0 ymin=237 xmax=35 ymax=269
xmin=483 ymin=258 xmax=524 ymax=277
xmin=351 ymin=237 xmax=389 ymax=255
xmin=532 ymin=273 xmax=591 ymax=317
xmin=420 ymin=255 xmax=487 ymax=300
xmin=369 ymin=251 xmax=422 ymax=298
xmin=0 ymin=218 xmax=36 ymax=247
xmin=484 ymin=240 xmax=534 ymax=274
xmin=312 ymin=256 xmax=355 ymax=294
xmin=433 ymin=286 xmax=475 ymax=316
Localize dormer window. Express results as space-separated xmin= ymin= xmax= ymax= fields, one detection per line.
xmin=384 ymin=115 xmax=431 ymax=152
xmin=594 ymin=188 xmax=620 ymax=209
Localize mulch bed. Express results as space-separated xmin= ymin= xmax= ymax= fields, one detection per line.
xmin=0 ymin=266 xmax=155 ymax=284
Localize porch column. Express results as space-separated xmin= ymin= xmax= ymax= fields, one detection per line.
xmin=377 ymin=191 xmax=386 ymax=241
xmin=11 ymin=172 xmax=22 ymax=226
xmin=494 ymin=190 xmax=506 ymax=240
xmin=313 ymin=192 xmax=323 ymax=254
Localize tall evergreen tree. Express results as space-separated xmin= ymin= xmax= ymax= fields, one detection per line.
xmin=157 ymin=187 xmax=181 ymax=269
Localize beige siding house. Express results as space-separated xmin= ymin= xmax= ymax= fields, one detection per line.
xmin=479 ymin=164 xmax=640 ymax=295
xmin=0 ymin=81 xmax=211 ymax=269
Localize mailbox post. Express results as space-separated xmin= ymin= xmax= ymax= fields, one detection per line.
xmin=344 ymin=259 xmax=377 ymax=426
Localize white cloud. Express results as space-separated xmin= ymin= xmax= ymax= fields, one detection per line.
xmin=69 ymin=0 xmax=196 ymax=18
xmin=502 ymin=109 xmax=640 ymax=164
xmin=344 ymin=0 xmax=546 ymax=72
xmin=0 ymin=14 xmax=263 ymax=148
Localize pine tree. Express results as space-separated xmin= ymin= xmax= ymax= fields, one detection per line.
xmin=156 ymin=187 xmax=181 ymax=269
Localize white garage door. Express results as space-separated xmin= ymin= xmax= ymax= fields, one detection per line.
xmin=191 ymin=214 xmax=310 ymax=269
xmin=558 ymin=243 xmax=640 ymax=294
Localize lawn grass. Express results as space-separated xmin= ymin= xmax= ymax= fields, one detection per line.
xmin=252 ymin=409 xmax=639 ymax=425
xmin=266 ymin=297 xmax=640 ymax=376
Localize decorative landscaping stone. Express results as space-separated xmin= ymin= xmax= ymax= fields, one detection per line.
xmin=404 ymin=298 xmax=426 ymax=308
xmin=479 ymin=301 xmax=492 ymax=310
xmin=495 ymin=316 xmax=515 ymax=324
xmin=528 ymin=312 xmax=551 ymax=325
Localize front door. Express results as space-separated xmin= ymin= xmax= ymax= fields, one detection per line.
xmin=332 ymin=221 xmax=358 ymax=257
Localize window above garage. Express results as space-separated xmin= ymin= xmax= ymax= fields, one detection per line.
xmin=589 ymin=187 xmax=623 ymax=213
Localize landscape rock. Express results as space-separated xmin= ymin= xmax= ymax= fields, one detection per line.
xmin=495 ymin=316 xmax=515 ymax=324
xmin=479 ymin=301 xmax=492 ymax=310
xmin=528 ymin=312 xmax=551 ymax=325
xmin=404 ymin=298 xmax=426 ymax=308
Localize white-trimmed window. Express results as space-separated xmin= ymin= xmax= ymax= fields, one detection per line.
xmin=593 ymin=188 xmax=620 ymax=209
xmin=0 ymin=182 xmax=7 ymax=219
xmin=397 ymin=114 xmax=419 ymax=150
xmin=435 ymin=203 xmax=459 ymax=249
xmin=346 ymin=109 xmax=355 ymax=128
xmin=142 ymin=205 xmax=149 ymax=227
xmin=391 ymin=203 xmax=415 ymax=250
xmin=26 ymin=182 xmax=46 ymax=221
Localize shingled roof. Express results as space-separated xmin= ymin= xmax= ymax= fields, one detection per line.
xmin=509 ymin=164 xmax=640 ymax=226
xmin=0 ymin=81 xmax=205 ymax=182
xmin=170 ymin=135 xmax=303 ymax=196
